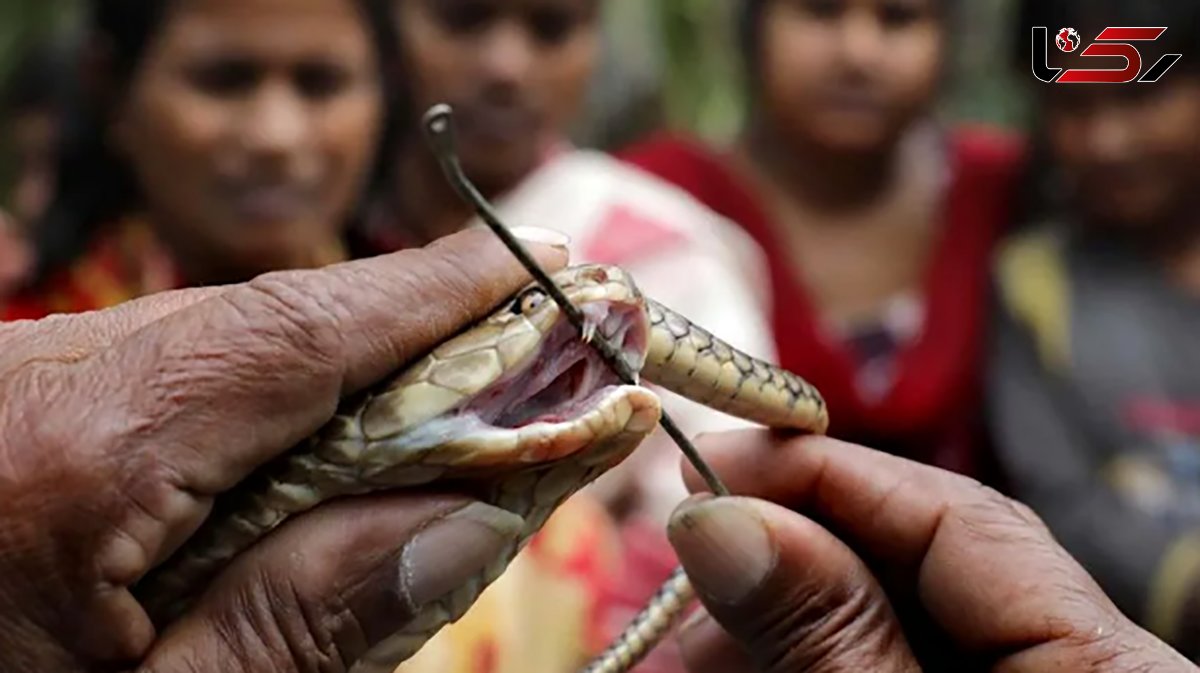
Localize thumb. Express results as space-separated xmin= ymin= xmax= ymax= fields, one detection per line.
xmin=140 ymin=494 xmax=524 ymax=673
xmin=667 ymin=496 xmax=919 ymax=673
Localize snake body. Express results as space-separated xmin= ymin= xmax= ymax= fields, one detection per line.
xmin=133 ymin=263 xmax=828 ymax=672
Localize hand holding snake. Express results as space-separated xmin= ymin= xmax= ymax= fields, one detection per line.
xmin=0 ymin=225 xmax=1193 ymax=673
xmin=0 ymin=227 xmax=570 ymax=672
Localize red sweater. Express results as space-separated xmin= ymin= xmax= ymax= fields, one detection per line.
xmin=618 ymin=128 xmax=1025 ymax=479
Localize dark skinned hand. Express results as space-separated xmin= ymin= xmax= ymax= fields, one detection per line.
xmin=0 ymin=226 xmax=569 ymax=672
xmin=667 ymin=430 xmax=1196 ymax=672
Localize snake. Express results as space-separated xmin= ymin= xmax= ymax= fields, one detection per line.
xmin=133 ymin=262 xmax=829 ymax=673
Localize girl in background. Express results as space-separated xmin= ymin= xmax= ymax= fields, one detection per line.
xmin=621 ymin=0 xmax=1026 ymax=483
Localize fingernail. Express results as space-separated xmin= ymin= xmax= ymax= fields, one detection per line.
xmin=399 ymin=502 xmax=524 ymax=607
xmin=667 ymin=498 xmax=776 ymax=604
xmin=509 ymin=226 xmax=571 ymax=250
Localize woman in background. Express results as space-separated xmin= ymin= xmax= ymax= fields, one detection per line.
xmin=1 ymin=0 xmax=399 ymax=319
xmin=989 ymin=0 xmax=1200 ymax=657
xmin=621 ymin=0 xmax=1026 ymax=483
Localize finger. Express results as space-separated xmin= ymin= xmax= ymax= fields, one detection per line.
xmin=677 ymin=432 xmax=1089 ymax=629
xmin=669 ymin=495 xmax=919 ymax=673
xmin=679 ymin=432 xmax=1189 ymax=668
xmin=6 ymin=227 xmax=567 ymax=662
xmin=141 ymin=493 xmax=524 ymax=673
xmin=677 ymin=608 xmax=757 ymax=673
xmin=0 ymin=225 xmax=563 ymax=366
xmin=676 ymin=601 xmax=963 ymax=673
xmin=48 ymin=226 xmax=566 ymax=496
xmin=680 ymin=431 xmax=984 ymax=581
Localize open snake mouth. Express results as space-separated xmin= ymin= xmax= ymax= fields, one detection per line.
xmin=470 ymin=300 xmax=650 ymax=429
xmin=356 ymin=295 xmax=661 ymax=486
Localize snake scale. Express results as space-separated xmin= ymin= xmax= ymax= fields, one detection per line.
xmin=133 ymin=263 xmax=829 ymax=673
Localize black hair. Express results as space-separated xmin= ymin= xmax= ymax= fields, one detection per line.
xmin=0 ymin=36 xmax=76 ymax=116
xmin=27 ymin=0 xmax=404 ymax=286
xmin=737 ymin=0 xmax=767 ymax=85
xmin=736 ymin=0 xmax=956 ymax=97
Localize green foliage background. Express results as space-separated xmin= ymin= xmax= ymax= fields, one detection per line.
xmin=0 ymin=1 xmax=81 ymax=87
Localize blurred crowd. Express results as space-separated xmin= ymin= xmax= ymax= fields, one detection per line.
xmin=1 ymin=0 xmax=1198 ymax=671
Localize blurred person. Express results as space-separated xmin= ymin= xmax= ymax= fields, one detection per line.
xmin=0 ymin=38 xmax=75 ymax=296
xmin=989 ymin=0 xmax=1200 ymax=658
xmin=1 ymin=0 xmax=400 ymax=319
xmin=365 ymin=0 xmax=600 ymax=247
xmin=2 ymin=36 xmax=75 ymax=227
xmin=620 ymin=0 xmax=1026 ymax=483
xmin=369 ymin=2 xmax=781 ymax=671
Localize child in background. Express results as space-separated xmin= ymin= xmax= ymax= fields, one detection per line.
xmin=621 ymin=0 xmax=1025 ymax=483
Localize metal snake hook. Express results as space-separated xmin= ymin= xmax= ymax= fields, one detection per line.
xmin=419 ymin=103 xmax=730 ymax=499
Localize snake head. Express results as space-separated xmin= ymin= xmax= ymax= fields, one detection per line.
xmin=332 ymin=264 xmax=661 ymax=486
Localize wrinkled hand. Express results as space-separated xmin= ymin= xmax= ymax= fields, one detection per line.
xmin=0 ymin=227 xmax=568 ymax=672
xmin=668 ymin=431 xmax=1195 ymax=672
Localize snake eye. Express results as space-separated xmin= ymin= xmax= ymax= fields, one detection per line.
xmin=512 ymin=288 xmax=547 ymax=315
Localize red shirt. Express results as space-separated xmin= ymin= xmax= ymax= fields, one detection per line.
xmin=618 ymin=128 xmax=1025 ymax=479
xmin=1 ymin=217 xmax=182 ymax=321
